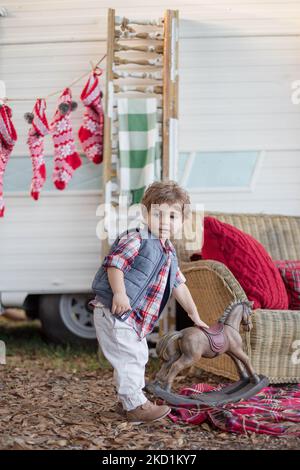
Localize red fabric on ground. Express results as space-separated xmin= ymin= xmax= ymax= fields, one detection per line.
xmin=167 ymin=382 xmax=300 ymax=436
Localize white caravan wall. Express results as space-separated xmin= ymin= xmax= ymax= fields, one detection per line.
xmin=0 ymin=1 xmax=300 ymax=297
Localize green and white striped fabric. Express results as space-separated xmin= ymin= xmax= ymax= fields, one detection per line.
xmin=117 ymin=97 xmax=161 ymax=204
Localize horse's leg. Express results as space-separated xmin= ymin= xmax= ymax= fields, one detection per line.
xmin=163 ymin=354 xmax=195 ymax=392
xmin=154 ymin=358 xmax=174 ymax=384
xmin=226 ymin=352 xmax=249 ymax=380
xmin=232 ymin=349 xmax=260 ymax=384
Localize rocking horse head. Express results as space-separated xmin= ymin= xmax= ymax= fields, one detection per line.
xmin=218 ymin=299 xmax=254 ymax=332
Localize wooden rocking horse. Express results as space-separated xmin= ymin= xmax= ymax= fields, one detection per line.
xmin=146 ymin=300 xmax=269 ymax=406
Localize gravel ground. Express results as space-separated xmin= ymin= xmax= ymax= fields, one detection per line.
xmin=0 ymin=315 xmax=299 ymax=450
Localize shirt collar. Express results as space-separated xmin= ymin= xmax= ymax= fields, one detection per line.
xmin=160 ymin=237 xmax=175 ymax=256
xmin=143 ymin=225 xmax=175 ymax=256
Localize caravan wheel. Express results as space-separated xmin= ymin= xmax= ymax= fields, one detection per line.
xmin=39 ymin=294 xmax=97 ymax=346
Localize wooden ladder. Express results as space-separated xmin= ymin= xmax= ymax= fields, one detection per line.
xmin=101 ymin=8 xmax=179 ymax=255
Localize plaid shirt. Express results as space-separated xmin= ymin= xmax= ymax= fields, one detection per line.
xmin=90 ymin=229 xmax=186 ymax=340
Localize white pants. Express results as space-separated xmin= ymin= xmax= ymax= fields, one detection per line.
xmin=93 ymin=306 xmax=149 ymax=411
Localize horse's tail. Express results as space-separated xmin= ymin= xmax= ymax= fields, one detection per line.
xmin=156 ymin=331 xmax=183 ymax=362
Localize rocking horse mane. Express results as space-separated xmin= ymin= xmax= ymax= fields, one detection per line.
xmin=218 ymin=299 xmax=253 ymax=324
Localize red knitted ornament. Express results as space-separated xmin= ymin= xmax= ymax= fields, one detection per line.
xmin=0 ymin=103 xmax=17 ymax=217
xmin=78 ymin=70 xmax=104 ymax=164
xmin=27 ymin=98 xmax=49 ymax=200
xmin=51 ymin=88 xmax=82 ymax=190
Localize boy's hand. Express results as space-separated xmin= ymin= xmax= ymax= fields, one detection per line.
xmin=193 ymin=317 xmax=209 ymax=329
xmin=111 ymin=292 xmax=132 ymax=317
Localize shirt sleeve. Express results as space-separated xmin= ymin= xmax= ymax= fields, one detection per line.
xmin=173 ymin=266 xmax=186 ymax=289
xmin=102 ymin=231 xmax=142 ymax=274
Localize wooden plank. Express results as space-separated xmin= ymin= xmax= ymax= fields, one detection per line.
xmin=165 ymin=10 xmax=179 ymax=181
xmin=174 ymin=10 xmax=179 ymax=120
xmin=162 ymin=10 xmax=179 ymax=181
xmin=102 ymin=8 xmax=115 ymax=254
xmin=169 ymin=10 xmax=179 ymax=181
xmin=162 ymin=10 xmax=170 ymax=180
xmin=103 ymin=8 xmax=114 ymax=188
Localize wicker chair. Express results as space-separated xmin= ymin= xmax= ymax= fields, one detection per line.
xmin=171 ymin=211 xmax=300 ymax=384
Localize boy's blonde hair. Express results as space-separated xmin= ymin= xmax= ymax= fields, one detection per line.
xmin=141 ymin=180 xmax=191 ymax=219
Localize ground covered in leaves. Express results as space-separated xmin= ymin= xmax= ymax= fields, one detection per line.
xmin=0 ymin=314 xmax=299 ymax=450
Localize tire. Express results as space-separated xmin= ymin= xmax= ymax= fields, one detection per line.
xmin=39 ymin=294 xmax=97 ymax=346
xmin=23 ymin=295 xmax=40 ymax=319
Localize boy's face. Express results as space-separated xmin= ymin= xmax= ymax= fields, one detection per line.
xmin=146 ymin=202 xmax=183 ymax=241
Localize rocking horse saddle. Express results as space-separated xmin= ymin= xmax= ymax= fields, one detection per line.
xmin=196 ymin=323 xmax=228 ymax=355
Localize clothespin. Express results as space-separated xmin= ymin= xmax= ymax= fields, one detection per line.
xmin=0 ymin=7 xmax=8 ymax=17
xmin=88 ymin=60 xmax=102 ymax=77
xmin=0 ymin=80 xmax=6 ymax=106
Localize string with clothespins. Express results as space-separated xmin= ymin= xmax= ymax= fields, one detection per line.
xmin=0 ymin=52 xmax=107 ymax=218
xmin=2 ymin=53 xmax=107 ymax=104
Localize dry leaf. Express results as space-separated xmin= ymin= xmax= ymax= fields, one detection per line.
xmin=201 ymin=423 xmax=212 ymax=432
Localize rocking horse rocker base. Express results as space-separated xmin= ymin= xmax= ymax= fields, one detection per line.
xmin=146 ymin=300 xmax=269 ymax=407
xmin=145 ymin=374 xmax=269 ymax=407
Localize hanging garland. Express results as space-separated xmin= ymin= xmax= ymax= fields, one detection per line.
xmin=0 ymin=54 xmax=106 ymax=217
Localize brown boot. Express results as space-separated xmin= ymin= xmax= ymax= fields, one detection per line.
xmin=115 ymin=402 xmax=126 ymax=417
xmin=126 ymin=399 xmax=171 ymax=424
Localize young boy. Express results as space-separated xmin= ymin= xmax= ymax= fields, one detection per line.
xmin=89 ymin=181 xmax=208 ymax=424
